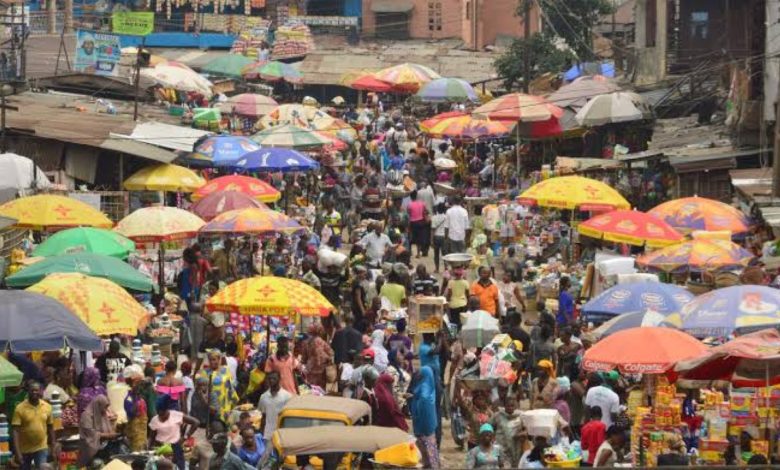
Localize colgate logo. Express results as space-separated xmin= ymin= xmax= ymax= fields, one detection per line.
xmin=622 ymin=363 xmax=667 ymax=374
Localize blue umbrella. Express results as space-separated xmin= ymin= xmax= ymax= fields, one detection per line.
xmin=582 ymin=282 xmax=694 ymax=324
xmin=563 ymin=61 xmax=615 ymax=82
xmin=673 ymin=285 xmax=780 ymax=338
xmin=186 ymin=136 xmax=262 ymax=167
xmin=0 ymin=291 xmax=102 ymax=352
xmin=592 ymin=310 xmax=675 ymax=339
xmin=230 ymin=148 xmax=320 ymax=172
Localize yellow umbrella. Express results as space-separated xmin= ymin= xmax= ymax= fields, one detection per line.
xmin=310 ymin=115 xmax=358 ymax=141
xmin=27 ymin=273 xmax=149 ymax=336
xmin=206 ymin=276 xmax=334 ymax=316
xmin=123 ymin=164 xmax=206 ymax=192
xmin=115 ymin=206 xmax=205 ymax=242
xmin=0 ymin=194 xmax=113 ymax=229
xmin=517 ymin=175 xmax=630 ymax=211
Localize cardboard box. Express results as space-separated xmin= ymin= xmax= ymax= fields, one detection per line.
xmin=408 ymin=296 xmax=446 ymax=334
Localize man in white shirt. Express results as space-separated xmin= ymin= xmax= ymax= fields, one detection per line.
xmin=358 ymin=222 xmax=393 ymax=266
xmin=584 ymin=374 xmax=620 ymax=428
xmin=257 ymin=372 xmax=292 ymax=440
xmin=445 ymin=196 xmax=469 ymax=254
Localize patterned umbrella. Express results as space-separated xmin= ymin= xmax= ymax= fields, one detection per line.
xmin=190 ymin=191 xmax=266 ymax=221
xmin=637 ymin=239 xmax=755 ymax=273
xmin=32 ymin=227 xmax=135 ymax=259
xmin=230 ymin=148 xmax=320 ymax=172
xmin=219 ymin=93 xmax=278 ymax=117
xmin=423 ymin=115 xmax=510 ymax=140
xmin=474 ymin=93 xmax=563 ymax=122
xmin=258 ymin=61 xmax=303 ymax=84
xmin=420 ymin=111 xmax=467 ymax=132
xmin=259 ymin=104 xmax=328 ymax=128
xmin=190 ymin=136 xmax=262 ymax=166
xmin=517 ymin=175 xmax=630 ymax=211
xmin=350 ymin=74 xmax=393 ymax=92
xmin=310 ymin=116 xmax=358 ymax=143
xmin=578 ymin=209 xmax=684 ymax=248
xmin=592 ymin=310 xmax=679 ymax=340
xmin=123 ymin=163 xmax=205 ymax=192
xmin=206 ymin=276 xmax=335 ymax=316
xmin=252 ymin=124 xmax=333 ymax=149
xmin=670 ymin=285 xmax=780 ymax=338
xmin=575 ymin=92 xmax=652 ymax=126
xmin=200 ymin=207 xmax=302 ymax=235
xmin=415 ymin=78 xmax=479 ymax=103
xmin=28 ymin=273 xmax=149 ymax=336
xmin=649 ymin=196 xmax=750 ymax=234
xmin=201 ymin=54 xmax=256 ymax=78
xmin=192 ymin=175 xmax=281 ymax=203
xmin=0 ymin=194 xmax=113 ymax=229
xmin=115 ymin=206 xmax=205 ymax=242
xmin=582 ymin=282 xmax=694 ymax=324
xmin=373 ymin=63 xmax=441 ymax=92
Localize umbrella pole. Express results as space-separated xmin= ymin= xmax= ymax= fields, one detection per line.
xmin=265 ymin=316 xmax=271 ymax=360
xmin=158 ymin=244 xmax=166 ymax=304
xmin=516 ymin=125 xmax=521 ymax=179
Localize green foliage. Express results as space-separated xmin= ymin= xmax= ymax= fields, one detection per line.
xmin=494 ymin=33 xmax=575 ymax=90
xmin=530 ymin=0 xmax=614 ymax=59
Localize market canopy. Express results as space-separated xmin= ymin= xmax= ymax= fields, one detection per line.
xmin=373 ymin=63 xmax=441 ymax=92
xmin=190 ymin=191 xmax=266 ymax=221
xmin=637 ymin=239 xmax=755 ymax=273
xmin=648 ymin=196 xmax=750 ymax=234
xmin=423 ymin=115 xmax=510 ymax=141
xmin=0 ymin=291 xmax=102 ymax=352
xmin=473 ymin=93 xmax=563 ymax=123
xmin=229 ymin=148 xmax=320 ymax=173
xmin=201 ymin=54 xmax=256 ymax=78
xmin=0 ymin=153 xmax=52 ymax=192
xmin=582 ymin=281 xmax=694 ymax=324
xmin=123 ymin=163 xmax=205 ymax=192
xmin=192 ymin=175 xmax=281 ymax=203
xmin=420 ymin=111 xmax=467 ymax=132
xmin=578 ymin=209 xmax=684 ymax=248
xmin=257 ymin=61 xmax=303 ymax=84
xmin=31 ymin=227 xmax=135 ymax=259
xmin=415 ymin=77 xmax=479 ymax=103
xmin=219 ymin=94 xmax=278 ymax=117
xmin=200 ymin=207 xmax=303 ymax=236
xmin=252 ymin=124 xmax=333 ymax=150
xmin=188 ymin=136 xmax=262 ymax=167
xmin=115 ymin=206 xmax=205 ymax=242
xmin=206 ymin=276 xmax=335 ymax=316
xmin=310 ymin=116 xmax=358 ymax=143
xmin=141 ymin=64 xmax=213 ymax=96
xmin=7 ymin=252 xmax=154 ymax=292
xmin=0 ymin=194 xmax=113 ymax=229
xmin=517 ymin=175 xmax=630 ymax=211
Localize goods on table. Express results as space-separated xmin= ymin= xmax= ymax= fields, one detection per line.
xmin=271 ymin=22 xmax=314 ymax=59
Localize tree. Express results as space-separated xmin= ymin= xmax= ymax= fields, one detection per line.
xmin=530 ymin=0 xmax=614 ymax=60
xmin=494 ymin=33 xmax=575 ymax=90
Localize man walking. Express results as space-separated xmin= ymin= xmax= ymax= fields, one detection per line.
xmin=445 ymin=196 xmax=469 ymax=254
xmin=12 ymin=382 xmax=55 ymax=470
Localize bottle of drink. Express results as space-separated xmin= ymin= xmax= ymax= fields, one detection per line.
xmin=50 ymin=391 xmax=63 ymax=431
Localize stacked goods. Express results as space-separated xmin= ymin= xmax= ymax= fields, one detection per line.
xmin=272 ymin=22 xmax=314 ymax=59
xmin=230 ymin=19 xmax=271 ymax=58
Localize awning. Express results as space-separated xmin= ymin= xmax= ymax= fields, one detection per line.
xmin=371 ymin=0 xmax=413 ymax=13
xmin=117 ymin=122 xmax=212 ymax=153
xmin=102 ymin=137 xmax=180 ymax=164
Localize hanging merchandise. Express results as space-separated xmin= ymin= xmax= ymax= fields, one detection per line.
xmin=271 ymin=21 xmax=314 ymax=60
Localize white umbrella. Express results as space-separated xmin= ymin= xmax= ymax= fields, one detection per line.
xmin=141 ymin=65 xmax=213 ymax=96
xmin=575 ymin=92 xmax=652 ymax=126
xmin=460 ymin=310 xmax=500 ymax=349
xmin=0 ymin=153 xmax=51 ymax=191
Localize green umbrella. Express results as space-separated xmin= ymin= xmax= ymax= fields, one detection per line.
xmin=0 ymin=356 xmax=22 ymax=387
xmin=6 ymin=253 xmax=154 ymax=292
xmin=202 ymin=54 xmax=256 ymax=78
xmin=258 ymin=61 xmax=303 ymax=84
xmin=32 ymin=227 xmax=135 ymax=259
xmin=252 ymin=124 xmax=332 ymax=149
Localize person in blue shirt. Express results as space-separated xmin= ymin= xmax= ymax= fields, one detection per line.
xmin=237 ymin=426 xmax=265 ymax=467
xmin=557 ymin=276 xmax=574 ymax=327
xmin=418 ymin=333 xmax=445 ymax=447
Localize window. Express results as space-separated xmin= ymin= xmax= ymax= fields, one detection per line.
xmin=690 ymin=11 xmax=709 ymax=39
xmin=466 ymin=0 xmax=471 ymax=20
xmin=428 ymin=1 xmax=442 ymax=31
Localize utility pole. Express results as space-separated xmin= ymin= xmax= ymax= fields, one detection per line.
xmin=133 ymin=37 xmax=146 ymax=121
xmin=522 ymin=0 xmax=531 ymax=92
xmin=611 ymin=0 xmax=616 ymax=36
xmin=773 ymin=97 xmax=780 ymax=198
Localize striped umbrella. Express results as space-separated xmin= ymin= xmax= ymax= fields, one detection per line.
xmin=200 ymin=207 xmax=303 ymax=236
xmin=373 ymin=63 xmax=441 ymax=92
xmin=258 ymin=61 xmax=303 ymax=84
xmin=420 ymin=111 xmax=467 ymax=132
xmin=637 ymin=239 xmax=755 ymax=273
xmin=424 ymin=115 xmax=510 ymax=140
xmin=474 ymin=93 xmax=563 ymax=122
xmin=219 ymin=93 xmax=278 ymax=117
xmin=415 ymin=77 xmax=478 ymax=103
xmin=192 ymin=175 xmax=281 ymax=203
xmin=252 ymin=124 xmax=333 ymax=149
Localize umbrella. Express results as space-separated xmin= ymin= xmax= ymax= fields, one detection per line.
xmin=219 ymin=93 xmax=278 ymax=117
xmin=581 ymin=327 xmax=708 ymax=374
xmin=648 ymin=196 xmax=750 ymax=234
xmin=675 ymin=329 xmax=780 ymax=387
xmin=28 ymin=273 xmax=149 ymax=336
xmin=0 ymin=153 xmax=51 ymax=191
xmin=201 ymin=54 xmax=256 ymax=78
xmin=230 ymin=148 xmax=320 ymax=173
xmin=0 ymin=291 xmax=102 ymax=352
xmin=563 ymin=62 xmax=616 ymax=81
xmin=0 ymin=356 xmax=22 ymax=387
xmin=548 ymin=75 xmax=621 ymax=110
xmin=575 ymin=92 xmax=652 ymax=126
xmin=123 ymin=163 xmax=205 ymax=192
xmin=206 ymin=276 xmax=335 ymax=316
xmin=189 ymin=136 xmax=262 ymax=167
xmin=190 ymin=191 xmax=266 ymax=221
xmin=415 ymin=78 xmax=478 ymax=103
xmin=373 ymin=63 xmax=441 ymax=92
xmin=7 ymin=252 xmax=154 ymax=292
xmin=591 ymin=310 xmax=678 ymax=340
xmin=420 ymin=111 xmax=467 ymax=132
xmin=582 ymin=282 xmax=695 ymax=324
xmin=259 ymin=104 xmax=328 ymax=128
xmin=578 ymin=209 xmax=684 ymax=248
xmin=517 ymin=175 xmax=630 ymax=211
xmin=240 ymin=60 xmax=269 ymax=79
xmin=200 ymin=207 xmax=303 ymax=236
xmin=460 ymin=310 xmax=500 ymax=349
xmin=141 ymin=64 xmax=213 ymax=95
xmin=636 ymin=239 xmax=755 ymax=273
xmin=31 ymin=227 xmax=135 ymax=259
xmin=473 ymin=93 xmax=563 ymax=123
xmin=193 ymin=175 xmax=281 ymax=203
xmin=115 ymin=206 xmax=205 ymax=242
xmin=252 ymin=124 xmax=333 ymax=149
xmin=257 ymin=61 xmax=303 ymax=84
xmin=513 ymin=118 xmax=565 ymax=139
xmin=424 ymin=115 xmax=510 ymax=140
xmin=310 ymin=116 xmax=358 ymax=143
xmin=0 ymin=194 xmax=113 ymax=229
xmin=670 ymin=285 xmax=780 ymax=338
xmin=350 ymin=74 xmax=393 ymax=92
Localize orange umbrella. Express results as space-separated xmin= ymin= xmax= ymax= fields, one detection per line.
xmin=473 ymin=93 xmax=563 ymax=122
xmin=578 ymin=209 xmax=684 ymax=248
xmin=582 ymin=327 xmax=708 ymax=374
xmin=648 ymin=196 xmax=750 ymax=234
xmin=192 ymin=175 xmax=281 ymax=203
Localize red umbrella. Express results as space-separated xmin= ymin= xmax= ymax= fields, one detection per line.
xmin=351 ymin=75 xmax=393 ymax=92
xmin=675 ymin=329 xmax=780 ymax=387
xmin=513 ymin=117 xmax=564 ymax=139
xmin=190 ymin=190 xmax=266 ymax=221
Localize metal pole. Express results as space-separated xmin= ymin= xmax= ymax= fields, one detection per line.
xmin=133 ymin=36 xmax=146 ymax=122
xmin=522 ymin=0 xmax=532 ymax=92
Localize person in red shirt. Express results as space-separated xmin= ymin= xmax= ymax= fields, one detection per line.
xmin=580 ymin=406 xmax=606 ymax=467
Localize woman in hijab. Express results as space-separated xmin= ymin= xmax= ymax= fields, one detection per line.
xmin=78 ymin=395 xmax=117 ymax=467
xmin=409 ymin=366 xmax=440 ymax=469
xmin=302 ymin=323 xmax=334 ymax=388
xmin=370 ymin=329 xmax=389 ymax=372
xmin=386 ymin=348 xmax=411 ymax=408
xmin=77 ymin=367 xmax=107 ymax=415
xmin=374 ymin=373 xmax=408 ymax=431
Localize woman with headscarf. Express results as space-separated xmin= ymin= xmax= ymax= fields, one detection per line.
xmin=374 ymin=373 xmax=408 ymax=431
xmin=122 ymin=365 xmax=148 ymax=451
xmin=302 ymin=323 xmax=334 ymax=388
xmin=370 ymin=329 xmax=389 ymax=372
xmin=386 ymin=348 xmax=411 ymax=408
xmin=409 ymin=366 xmax=440 ymax=469
xmin=76 ymin=367 xmax=107 ymax=416
xmin=530 ymin=360 xmax=558 ymax=410
xmin=554 ymin=376 xmax=572 ymax=422
xmin=149 ymin=394 xmax=199 ymax=470
xmin=77 ymin=395 xmax=117 ymax=467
